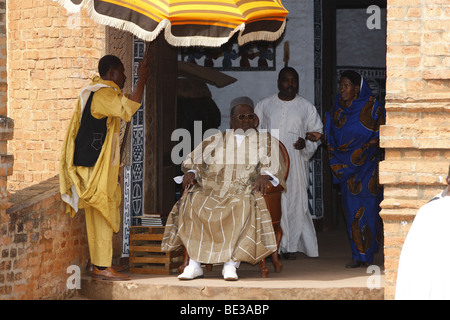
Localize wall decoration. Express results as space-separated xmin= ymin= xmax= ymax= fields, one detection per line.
xmin=122 ymin=36 xmax=146 ymax=257
xmin=179 ymin=38 xmax=276 ymax=71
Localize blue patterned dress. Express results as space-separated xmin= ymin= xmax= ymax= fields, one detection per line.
xmin=324 ymin=79 xmax=385 ymax=264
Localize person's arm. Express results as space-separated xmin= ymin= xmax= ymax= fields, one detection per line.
xmin=298 ymin=103 xmax=323 ymax=158
xmin=254 ymin=133 xmax=287 ymax=194
xmin=129 ymin=54 xmax=150 ymax=103
xmin=91 ymin=55 xmax=150 ymax=121
xmin=91 ymin=88 xmax=140 ymax=121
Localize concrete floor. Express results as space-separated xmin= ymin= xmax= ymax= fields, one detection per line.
xmin=75 ymin=225 xmax=385 ymax=300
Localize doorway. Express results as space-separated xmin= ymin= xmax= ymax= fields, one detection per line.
xmin=320 ymin=0 xmax=387 ymax=231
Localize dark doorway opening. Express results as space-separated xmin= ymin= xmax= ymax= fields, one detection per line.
xmin=321 ymin=0 xmax=387 ymax=231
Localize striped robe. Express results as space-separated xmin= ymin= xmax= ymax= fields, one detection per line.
xmin=162 ymin=129 xmax=286 ymax=265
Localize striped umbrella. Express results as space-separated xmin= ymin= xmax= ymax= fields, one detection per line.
xmin=54 ymin=0 xmax=288 ymax=47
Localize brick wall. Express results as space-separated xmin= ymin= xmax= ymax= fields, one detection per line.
xmin=0 ymin=176 xmax=89 ymax=300
xmin=0 ymin=0 xmax=6 ymax=116
xmin=381 ymin=0 xmax=450 ymax=299
xmin=0 ymin=0 xmax=12 ymax=212
xmin=7 ymin=0 xmax=105 ymax=191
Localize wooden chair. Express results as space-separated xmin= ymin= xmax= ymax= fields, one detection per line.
xmin=178 ymin=139 xmax=290 ymax=278
xmin=258 ymin=139 xmax=289 ymax=277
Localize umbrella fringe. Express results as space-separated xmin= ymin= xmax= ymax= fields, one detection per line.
xmin=164 ymin=23 xmax=245 ymax=48
xmin=86 ymin=1 xmax=168 ymax=43
xmin=237 ymin=19 xmax=287 ymax=46
xmin=52 ymin=0 xmax=166 ymax=42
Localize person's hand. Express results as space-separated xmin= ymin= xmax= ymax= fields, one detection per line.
xmin=252 ymin=174 xmax=271 ymax=195
xmin=293 ymin=137 xmax=306 ymax=150
xmin=305 ymin=132 xmax=322 ymax=142
xmin=137 ymin=54 xmax=150 ymax=81
xmin=182 ymin=172 xmax=196 ymax=188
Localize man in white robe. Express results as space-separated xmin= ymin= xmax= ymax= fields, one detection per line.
xmin=255 ymin=67 xmax=323 ymax=258
xmin=395 ymin=167 xmax=450 ymax=300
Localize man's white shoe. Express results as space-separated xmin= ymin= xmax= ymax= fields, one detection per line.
xmin=222 ymin=264 xmax=238 ymax=281
xmin=178 ymin=265 xmax=204 ymax=280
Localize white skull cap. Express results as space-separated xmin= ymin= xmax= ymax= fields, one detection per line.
xmin=230 ymin=96 xmax=254 ymax=109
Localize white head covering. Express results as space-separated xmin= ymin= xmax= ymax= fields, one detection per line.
xmin=230 ymin=96 xmax=254 ymax=109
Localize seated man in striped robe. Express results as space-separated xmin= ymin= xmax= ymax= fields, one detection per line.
xmin=162 ymin=96 xmax=286 ymax=281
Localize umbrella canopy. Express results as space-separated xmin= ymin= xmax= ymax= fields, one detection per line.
xmin=54 ymin=0 xmax=288 ymax=47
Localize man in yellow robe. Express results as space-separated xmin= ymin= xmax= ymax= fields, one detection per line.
xmin=162 ymin=97 xmax=286 ymax=281
xmin=60 ymin=54 xmax=149 ymax=280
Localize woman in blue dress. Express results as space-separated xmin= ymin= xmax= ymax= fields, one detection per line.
xmin=324 ymin=70 xmax=385 ymax=268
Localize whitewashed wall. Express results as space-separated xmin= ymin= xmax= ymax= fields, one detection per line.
xmin=208 ymin=0 xmax=315 ymax=131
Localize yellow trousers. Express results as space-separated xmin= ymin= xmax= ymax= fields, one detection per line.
xmin=77 ymin=165 xmax=113 ymax=267
xmin=85 ymin=206 xmax=113 ymax=267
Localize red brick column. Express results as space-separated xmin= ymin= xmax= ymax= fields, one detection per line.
xmin=381 ymin=0 xmax=450 ymax=299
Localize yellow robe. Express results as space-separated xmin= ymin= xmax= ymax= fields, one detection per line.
xmin=60 ymin=76 xmax=141 ymax=234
